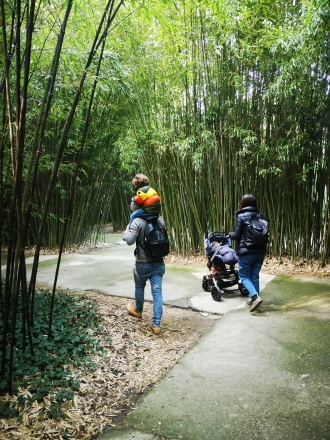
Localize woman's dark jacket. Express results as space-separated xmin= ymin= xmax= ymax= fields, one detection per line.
xmin=229 ymin=206 xmax=267 ymax=256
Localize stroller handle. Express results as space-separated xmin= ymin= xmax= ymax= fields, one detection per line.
xmin=207 ymin=231 xmax=231 ymax=246
xmin=207 ymin=231 xmax=228 ymax=239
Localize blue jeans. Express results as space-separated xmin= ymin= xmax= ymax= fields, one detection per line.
xmin=238 ymin=252 xmax=265 ymax=297
xmin=130 ymin=208 xmax=145 ymax=224
xmin=134 ymin=261 xmax=165 ymax=327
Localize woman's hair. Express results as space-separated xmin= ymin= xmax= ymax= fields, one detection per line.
xmin=240 ymin=194 xmax=258 ymax=209
xmin=132 ymin=173 xmax=149 ymax=189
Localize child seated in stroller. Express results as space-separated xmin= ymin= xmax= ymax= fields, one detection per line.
xmin=206 ymin=235 xmax=238 ymax=270
xmin=202 ymin=231 xmax=248 ymax=301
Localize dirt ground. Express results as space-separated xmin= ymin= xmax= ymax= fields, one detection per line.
xmin=1 ymin=255 xmax=329 ymax=439
xmin=0 ymin=292 xmax=220 ymax=440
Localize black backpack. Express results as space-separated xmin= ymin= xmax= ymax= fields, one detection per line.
xmin=140 ymin=219 xmax=170 ymax=258
xmin=244 ymin=214 xmax=269 ymax=247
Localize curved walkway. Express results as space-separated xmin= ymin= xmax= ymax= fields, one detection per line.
xmin=5 ymin=234 xmax=328 ymax=440
xmin=99 ymin=271 xmax=329 ymax=440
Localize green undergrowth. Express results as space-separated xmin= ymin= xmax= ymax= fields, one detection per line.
xmin=0 ymin=289 xmax=107 ymax=420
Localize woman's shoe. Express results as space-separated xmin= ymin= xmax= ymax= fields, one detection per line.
xmin=250 ymin=296 xmax=263 ymax=312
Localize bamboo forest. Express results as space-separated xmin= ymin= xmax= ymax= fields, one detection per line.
xmin=1 ymin=0 xmax=329 ymax=263
xmin=0 ymin=0 xmax=329 ymax=435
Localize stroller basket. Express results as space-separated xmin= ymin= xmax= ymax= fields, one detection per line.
xmin=202 ymin=231 xmax=248 ymax=301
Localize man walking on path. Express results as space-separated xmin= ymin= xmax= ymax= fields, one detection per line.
xmin=123 ymin=174 xmax=166 ymax=335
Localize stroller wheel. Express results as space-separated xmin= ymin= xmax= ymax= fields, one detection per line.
xmin=202 ymin=276 xmax=210 ymax=292
xmin=211 ymin=286 xmax=222 ymax=302
xmin=238 ymin=280 xmax=249 ymax=297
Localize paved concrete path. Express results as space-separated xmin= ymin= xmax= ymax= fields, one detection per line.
xmin=98 ymin=269 xmax=330 ymax=440
xmin=3 ymin=234 xmax=329 ymax=440
xmin=16 ymin=233 xmax=273 ymax=315
xmin=100 ymin=299 xmax=330 ymax=440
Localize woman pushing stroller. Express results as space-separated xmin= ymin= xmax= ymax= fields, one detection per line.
xmin=228 ymin=194 xmax=269 ymax=312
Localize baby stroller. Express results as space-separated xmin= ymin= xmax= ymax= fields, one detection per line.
xmin=202 ymin=231 xmax=249 ymax=301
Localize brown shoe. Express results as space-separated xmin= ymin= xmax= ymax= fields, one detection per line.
xmin=149 ymin=324 xmax=161 ymax=335
xmin=127 ymin=303 xmax=142 ymax=319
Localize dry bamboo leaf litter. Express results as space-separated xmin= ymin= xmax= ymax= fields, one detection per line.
xmin=0 ymin=293 xmax=218 ymax=440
